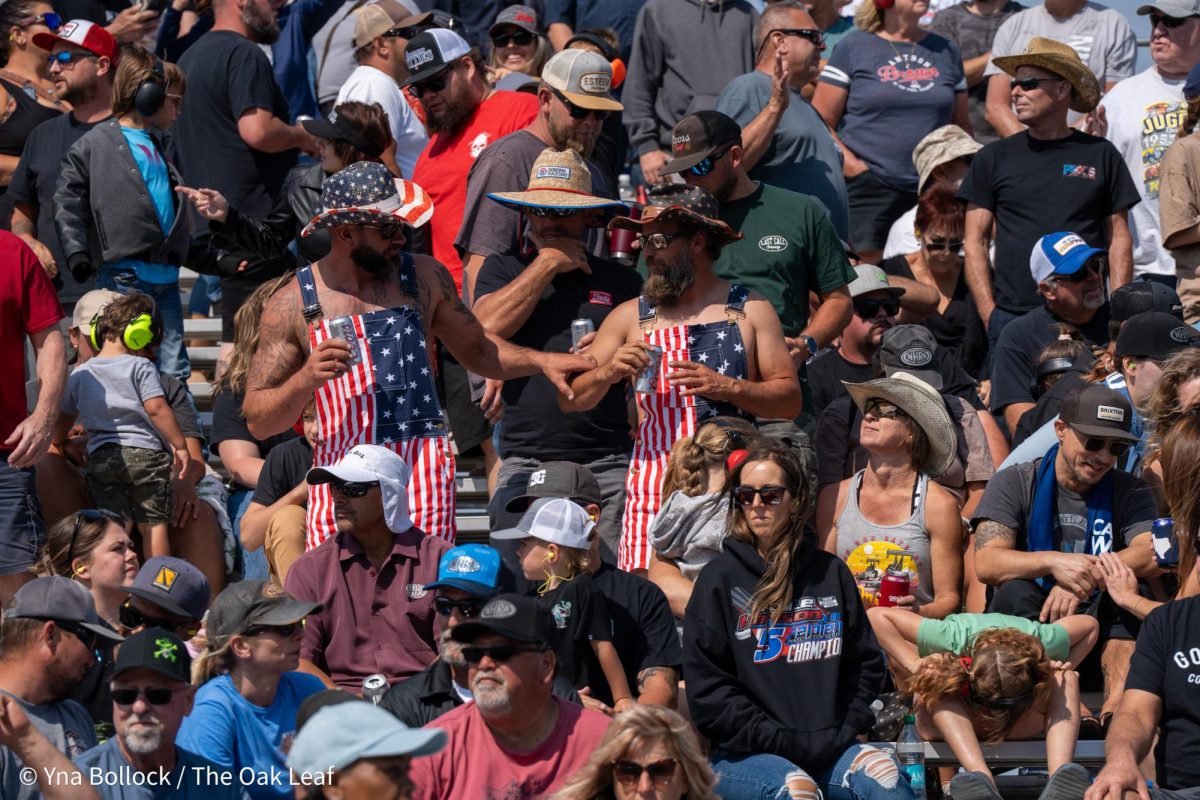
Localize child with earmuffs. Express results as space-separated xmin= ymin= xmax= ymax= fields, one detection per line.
xmin=51 ymin=291 xmax=192 ymax=562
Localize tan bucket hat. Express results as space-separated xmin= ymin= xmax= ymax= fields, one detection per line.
xmin=842 ymin=374 xmax=958 ymax=478
xmin=992 ymin=36 xmax=1101 ymax=113
xmin=913 ymin=125 xmax=982 ymax=192
xmin=487 ymin=148 xmax=628 ymax=211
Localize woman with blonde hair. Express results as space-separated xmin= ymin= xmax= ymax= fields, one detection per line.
xmin=868 ymin=605 xmax=1099 ymax=800
xmin=177 ymin=580 xmax=325 ymax=800
xmin=552 ymin=705 xmax=718 ymax=800
xmin=648 ymin=417 xmax=757 ymax=618
xmin=685 ymin=439 xmax=910 ymax=800
xmin=486 ymin=5 xmax=552 ymax=91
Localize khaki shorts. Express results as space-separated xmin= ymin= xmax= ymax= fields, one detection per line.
xmin=86 ymin=443 xmax=172 ymax=524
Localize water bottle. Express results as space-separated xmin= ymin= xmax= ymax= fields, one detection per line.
xmin=896 ymin=713 xmax=927 ymax=800
xmin=618 ymin=173 xmax=635 ymax=202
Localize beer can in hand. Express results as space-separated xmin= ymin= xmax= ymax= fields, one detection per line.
xmin=328 ymin=316 xmax=363 ymax=366
xmin=634 ymin=345 xmax=664 ymax=394
xmin=571 ymin=318 xmax=594 ymax=351
xmin=1153 ymin=518 xmax=1179 ymax=569
xmin=877 ymin=570 xmax=910 ymax=608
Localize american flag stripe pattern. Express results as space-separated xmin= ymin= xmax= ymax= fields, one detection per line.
xmin=619 ymin=285 xmax=752 ymax=571
xmin=297 ymin=265 xmax=457 ymax=548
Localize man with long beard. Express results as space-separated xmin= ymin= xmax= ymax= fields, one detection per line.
xmin=407 ymin=594 xmax=610 ymax=800
xmin=74 ymin=628 xmax=239 ymax=798
xmin=562 ymin=184 xmax=801 ymax=572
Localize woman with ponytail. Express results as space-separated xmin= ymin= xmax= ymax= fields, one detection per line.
xmin=684 ymin=439 xmax=912 ymax=800
xmin=648 ymin=417 xmax=757 ymax=618
xmin=869 ymin=604 xmax=1099 ymax=799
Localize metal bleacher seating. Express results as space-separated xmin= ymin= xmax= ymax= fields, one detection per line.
xmin=180 ymin=270 xmax=492 ymax=541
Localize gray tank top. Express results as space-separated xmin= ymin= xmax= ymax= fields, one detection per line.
xmin=836 ymin=470 xmax=934 ymax=608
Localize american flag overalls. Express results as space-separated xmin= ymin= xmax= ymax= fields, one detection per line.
xmin=297 ymin=254 xmax=456 ymax=548
xmin=620 ymin=283 xmax=751 ymax=571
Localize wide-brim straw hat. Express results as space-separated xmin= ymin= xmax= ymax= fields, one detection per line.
xmin=607 ymin=183 xmax=742 ymax=248
xmin=301 ymin=161 xmax=434 ymax=238
xmin=992 ymin=36 xmax=1101 ymax=114
xmin=488 ymin=147 xmax=628 ymax=212
xmin=842 ymin=373 xmax=958 ymax=478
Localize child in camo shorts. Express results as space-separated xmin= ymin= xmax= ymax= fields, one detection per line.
xmin=52 ymin=292 xmax=192 ymax=560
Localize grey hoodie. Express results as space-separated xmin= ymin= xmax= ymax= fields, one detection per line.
xmin=623 ymin=0 xmax=758 ymax=156
xmin=649 ymin=490 xmax=731 ymax=580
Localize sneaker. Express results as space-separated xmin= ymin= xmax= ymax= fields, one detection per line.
xmin=1038 ymin=764 xmax=1092 ymax=800
xmin=949 ymin=771 xmax=1003 ymax=800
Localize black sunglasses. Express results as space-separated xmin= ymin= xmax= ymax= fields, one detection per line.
xmin=1051 ymin=260 xmax=1105 ymax=284
xmin=492 ymin=30 xmax=535 ymax=47
xmin=732 ymin=484 xmax=789 ymax=506
xmin=690 ymin=146 xmax=733 ymax=177
xmin=68 ymin=509 xmax=123 ymax=565
xmin=461 ymin=643 xmax=546 ymax=664
xmin=1010 ymin=76 xmax=1064 ymax=92
xmin=412 ymin=75 xmax=449 ymax=98
xmin=865 ymin=399 xmax=906 ymax=420
xmin=363 ymin=221 xmax=404 ymax=240
xmin=118 ymin=600 xmax=201 ymax=640
xmin=612 ymin=759 xmax=678 ymax=787
xmin=924 ymin=237 xmax=964 ymax=253
xmin=331 ymin=480 xmax=380 ymax=498
xmin=1151 ymin=11 xmax=1196 ymax=28
xmin=111 ymin=686 xmax=188 ymax=707
xmin=525 ymin=206 xmax=580 ymax=218
xmin=551 ymin=88 xmax=609 ymax=120
xmin=434 ymin=596 xmax=484 ymax=617
xmin=1077 ymin=434 xmax=1131 ymax=458
xmin=242 ymin=621 xmax=304 ymax=637
xmin=853 ymin=297 xmax=900 ymax=319
xmin=695 ymin=418 xmax=749 ymax=454
xmin=57 ymin=622 xmax=100 ymax=652
xmin=635 ymin=232 xmax=684 ymax=250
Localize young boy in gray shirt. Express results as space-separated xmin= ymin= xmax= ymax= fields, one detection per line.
xmin=52 ymin=292 xmax=192 ymax=560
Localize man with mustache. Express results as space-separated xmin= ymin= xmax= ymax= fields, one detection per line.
xmin=562 ymin=184 xmax=801 ymax=572
xmin=407 ymin=594 xmax=610 ymax=800
xmin=74 ymin=628 xmax=239 ymax=798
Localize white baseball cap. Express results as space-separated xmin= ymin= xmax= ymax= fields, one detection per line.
xmin=307 ymin=445 xmax=413 ymax=533
xmin=491 ymin=497 xmax=595 ymax=550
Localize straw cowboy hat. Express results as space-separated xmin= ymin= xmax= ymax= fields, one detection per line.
xmin=842 ymin=373 xmax=958 ymax=478
xmin=992 ymin=36 xmax=1101 ymax=114
xmin=487 ymin=148 xmax=628 ymax=212
xmin=607 ymin=183 xmax=743 ymax=248
xmin=301 ymin=161 xmax=434 ymax=238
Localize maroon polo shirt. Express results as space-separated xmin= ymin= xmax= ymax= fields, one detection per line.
xmin=284 ymin=526 xmax=451 ymax=692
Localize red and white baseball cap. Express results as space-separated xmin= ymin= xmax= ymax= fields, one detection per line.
xmin=34 ymin=19 xmax=118 ymax=62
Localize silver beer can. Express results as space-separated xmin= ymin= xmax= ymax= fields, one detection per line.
xmin=362 ymin=673 xmax=389 ymax=705
xmin=634 ymin=345 xmax=664 ymax=394
xmin=328 ymin=316 xmax=362 ymax=366
xmin=570 ymin=318 xmax=595 ymax=351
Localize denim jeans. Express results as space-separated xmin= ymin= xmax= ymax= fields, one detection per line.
xmin=187 ymin=273 xmax=222 ymax=315
xmin=228 ymin=487 xmax=268 ymax=581
xmin=97 ymin=266 xmax=191 ymax=381
xmin=713 ymin=744 xmax=916 ymax=800
xmin=0 ymin=453 xmax=45 ymax=574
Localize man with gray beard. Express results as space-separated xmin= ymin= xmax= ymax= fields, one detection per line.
xmin=408 ymin=595 xmax=610 ymax=800
xmin=74 ymin=628 xmax=239 ymax=799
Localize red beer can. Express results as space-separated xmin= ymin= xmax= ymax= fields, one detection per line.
xmin=877 ymin=570 xmax=910 ymax=608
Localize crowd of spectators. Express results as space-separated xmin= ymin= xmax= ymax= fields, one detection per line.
xmin=6 ymin=0 xmax=1200 ymax=798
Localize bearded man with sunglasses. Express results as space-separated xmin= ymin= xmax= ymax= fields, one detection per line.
xmin=973 ymin=384 xmax=1160 ymax=717
xmin=408 ymin=594 xmax=610 ymax=800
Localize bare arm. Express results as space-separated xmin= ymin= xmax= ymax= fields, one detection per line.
xmin=5 ymin=325 xmax=66 ymax=468
xmin=296 ymin=658 xmax=338 ymax=689
xmin=646 ymin=552 xmax=694 ymax=619
xmin=1003 ymin=402 xmax=1035 ymax=434
xmin=143 ymin=396 xmax=191 ymax=477
xmin=237 ymin=108 xmax=314 ymax=154
xmin=892 ymin=276 xmax=940 ymax=323
xmin=0 ymin=153 xmax=19 ymax=186
xmin=636 ymin=666 xmax=678 ymax=708
xmin=472 ymin=240 xmax=588 ymax=337
xmin=561 ymin=301 xmax=647 ymax=412
xmin=592 ymin=639 xmax=634 ymax=707
xmin=976 ymin=410 xmax=1010 ymax=467
xmin=814 ymin=481 xmax=848 ymax=554
xmin=1085 ymin=690 xmax=1161 ymax=800
xmin=974 ymin=520 xmax=1101 ymax=598
xmin=11 ymin=202 xmax=56 ymax=277
xmin=963 ymin=205 xmax=996 ymax=328
xmin=219 ymin=439 xmax=266 ymax=489
xmin=984 ymin=73 xmax=1024 ymax=138
xmin=1106 ymin=210 xmax=1133 ymax=291
xmin=240 ymin=483 xmax=307 ymax=552
xmin=738 ymin=56 xmax=789 ymax=173
xmin=952 ymin=91 xmax=973 ymax=137
xmin=800 ymin=287 xmax=852 ymax=353
xmin=921 ymin=486 xmax=964 ymax=619
xmin=963 ymin=53 xmax=992 ymax=88
xmin=0 ymin=695 xmax=100 ymax=800
xmin=1056 ymin=614 xmax=1100 ymax=667
xmin=547 ymin=22 xmax=574 ymax=51
xmin=1043 ymin=665 xmax=1081 ymax=775
xmin=865 ymin=605 xmax=923 ymax=674
xmin=1120 ymin=531 xmax=1162 ymax=579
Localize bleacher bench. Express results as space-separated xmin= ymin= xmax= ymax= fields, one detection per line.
xmin=918 ymin=740 xmax=1105 ymax=768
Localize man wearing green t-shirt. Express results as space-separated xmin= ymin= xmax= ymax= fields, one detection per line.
xmin=661 ymin=110 xmax=855 ymax=466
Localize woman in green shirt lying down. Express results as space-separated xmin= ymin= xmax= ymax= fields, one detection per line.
xmin=868 ymin=606 xmax=1100 ymax=800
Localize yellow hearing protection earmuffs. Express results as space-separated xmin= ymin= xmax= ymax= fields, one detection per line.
xmin=89 ymin=312 xmax=155 ymax=351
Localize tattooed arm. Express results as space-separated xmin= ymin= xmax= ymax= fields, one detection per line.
xmin=972 ymin=519 xmax=1102 ymax=600
xmin=636 ymin=666 xmax=679 ymax=708
xmin=419 ymin=257 xmax=593 ymax=398
xmin=243 ymin=284 xmax=351 ymax=439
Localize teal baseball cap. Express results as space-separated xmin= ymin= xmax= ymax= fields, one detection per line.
xmin=422 ymin=544 xmax=501 ymax=598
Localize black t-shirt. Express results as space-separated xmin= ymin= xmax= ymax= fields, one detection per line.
xmin=1125 ymin=596 xmax=1200 ymax=789
xmin=536 ymin=574 xmax=612 ymax=693
xmin=806 ymin=347 xmax=984 ymax=418
xmin=210 ymin=387 xmax=298 ymax=488
xmin=880 ymin=255 xmax=988 ymax=380
xmin=591 ymin=563 xmax=683 ymax=705
xmin=474 ymin=253 xmax=642 ymax=461
xmin=251 ymin=436 xmax=313 ymax=506
xmin=957 ymin=130 xmax=1140 ymax=314
xmin=989 ymin=304 xmax=1111 ymax=413
xmin=174 ymin=31 xmax=296 ymax=229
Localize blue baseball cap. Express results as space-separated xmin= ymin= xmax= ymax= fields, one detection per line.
xmin=422 ymin=544 xmax=501 ymax=598
xmin=287 ymin=702 xmax=445 ymax=780
xmin=1030 ymin=232 xmax=1107 ymax=285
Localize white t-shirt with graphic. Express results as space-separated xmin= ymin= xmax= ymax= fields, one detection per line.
xmin=1102 ymin=67 xmax=1186 ymax=277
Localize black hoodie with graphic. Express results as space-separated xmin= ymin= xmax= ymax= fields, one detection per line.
xmin=684 ymin=533 xmax=884 ymax=771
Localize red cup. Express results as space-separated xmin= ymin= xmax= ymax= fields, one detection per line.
xmin=609 ymin=203 xmax=642 ymax=266
xmin=877 ymin=571 xmax=910 ymax=607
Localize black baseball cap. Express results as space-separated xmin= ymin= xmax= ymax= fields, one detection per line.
xmin=207 ymin=580 xmax=321 ymax=645
xmin=877 ymin=325 xmax=944 ymax=390
xmin=124 ymin=556 xmax=210 ymax=622
xmin=112 ymin=628 xmax=191 ymax=683
xmin=1110 ymin=280 xmax=1183 ymax=323
xmin=5 ymin=576 xmax=125 ymax=644
xmin=449 ymin=594 xmax=553 ymax=647
xmin=403 ymin=28 xmax=471 ymax=87
xmin=1115 ymin=311 xmax=1200 ymax=359
xmin=504 ymin=461 xmax=603 ymax=513
xmin=660 ymin=110 xmax=742 ymax=175
xmin=1060 ymin=385 xmax=1139 ymax=442
xmin=301 ymin=106 xmax=384 ymax=158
